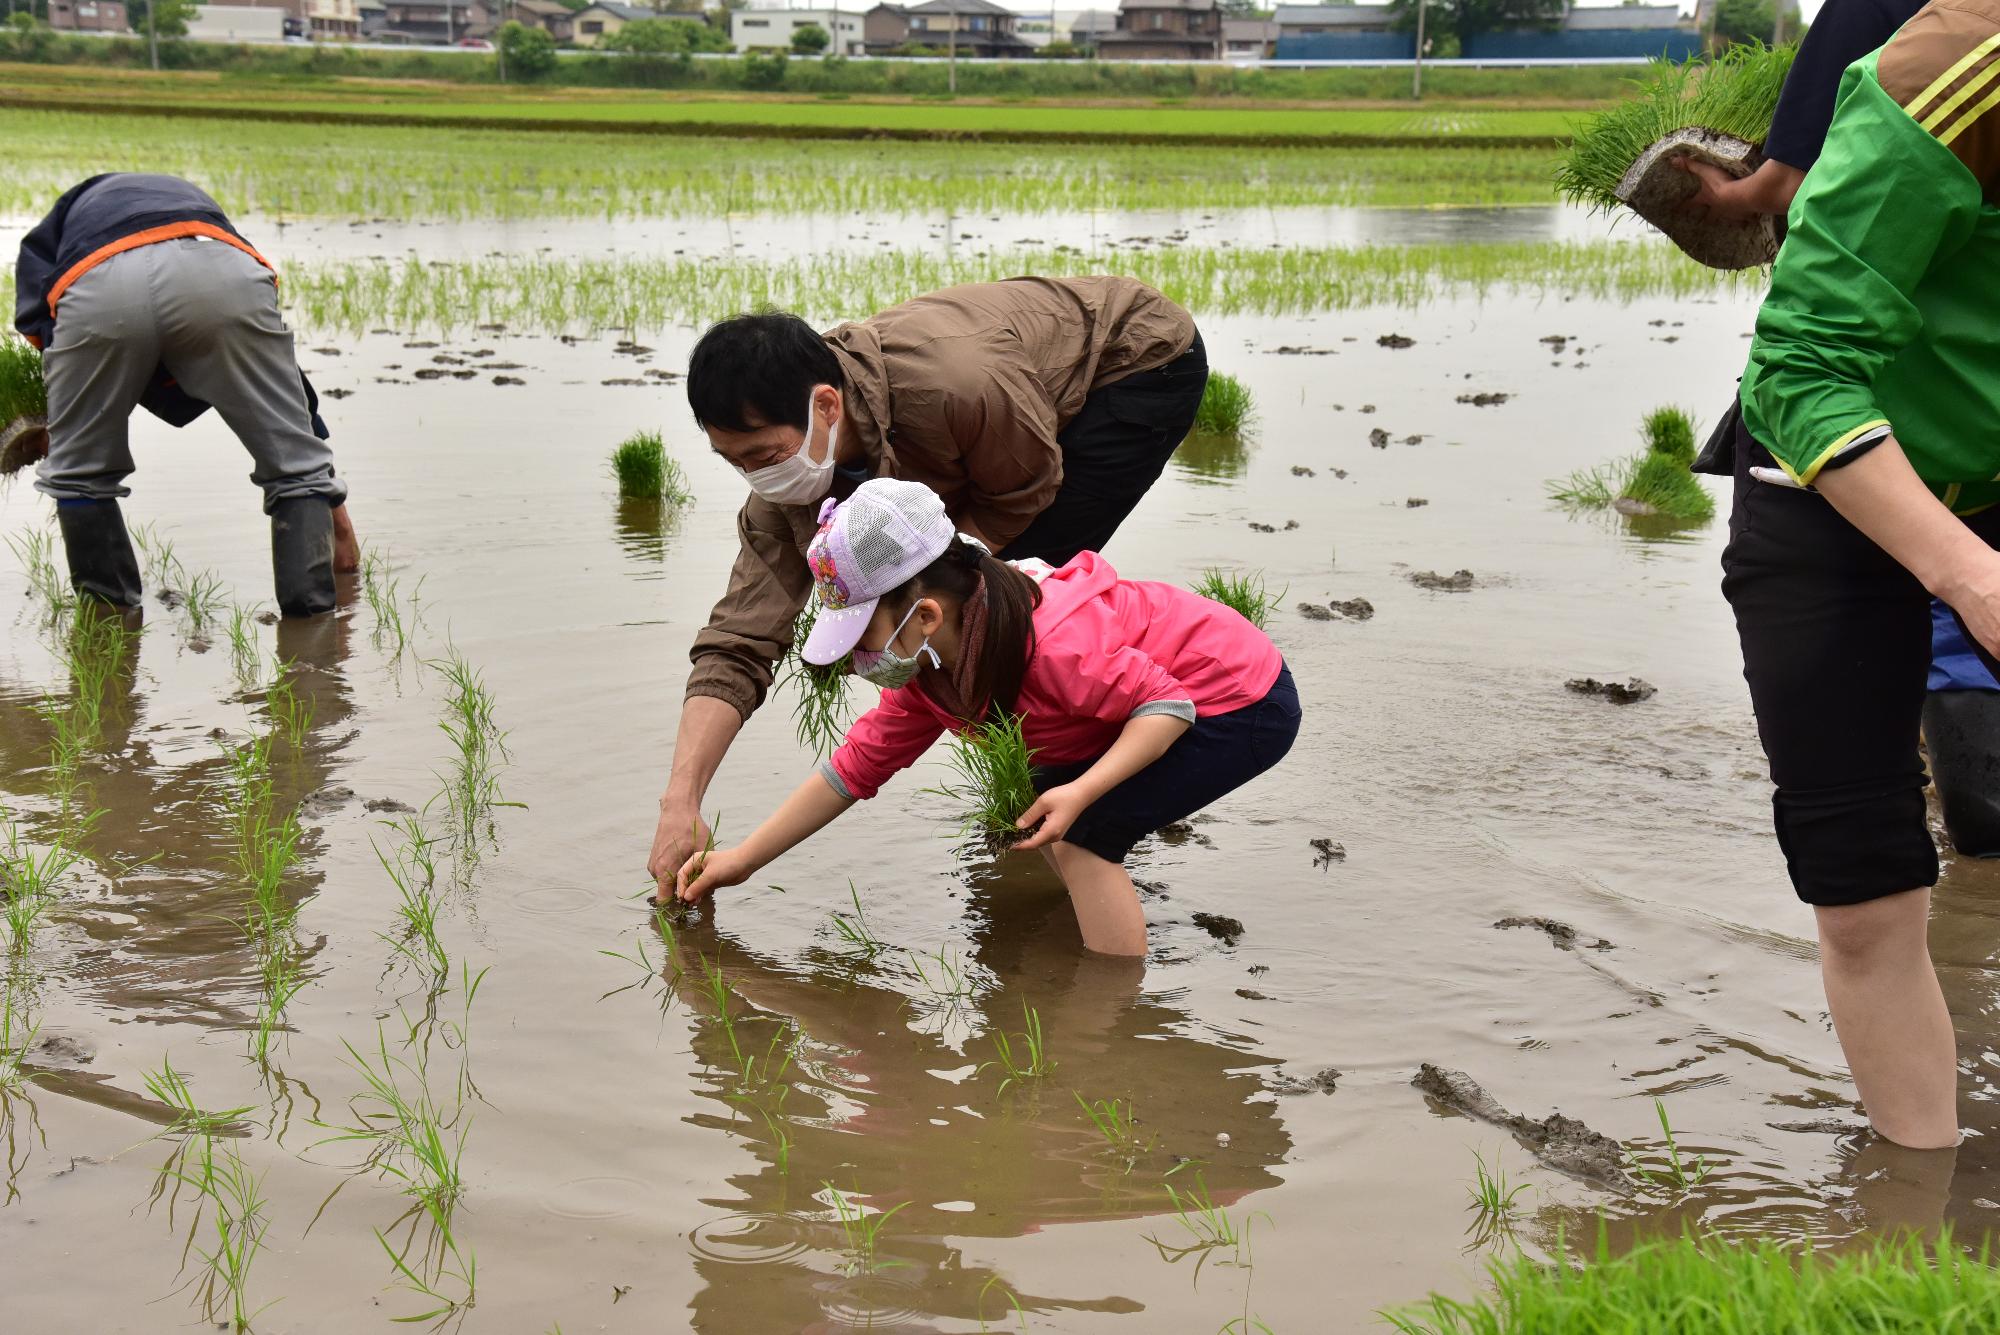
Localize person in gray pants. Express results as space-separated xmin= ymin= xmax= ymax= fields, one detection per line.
xmin=14 ymin=174 xmax=356 ymax=617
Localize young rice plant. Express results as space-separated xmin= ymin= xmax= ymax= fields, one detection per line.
xmin=1193 ymin=371 xmax=1256 ymax=437
xmin=609 ymin=429 xmax=692 ymax=503
xmin=1192 ymin=568 xmax=1283 ymax=630
xmin=926 ymin=714 xmax=1038 ymax=845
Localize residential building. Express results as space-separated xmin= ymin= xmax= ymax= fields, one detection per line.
xmin=569 ymin=0 xmax=668 ymax=46
xmin=379 ymin=0 xmax=493 ymax=42
xmin=731 ymin=6 xmax=866 ymax=54
xmin=1067 ymin=7 xmax=1115 ymax=48
xmin=1221 ymin=14 xmax=1275 ymax=57
xmin=510 ymin=0 xmax=574 ymax=40
xmin=46 ymin=0 xmax=127 ymax=31
xmin=1094 ymin=0 xmax=1220 ymax=61
xmin=280 ymin=0 xmax=362 ymax=39
xmin=184 ymin=3 xmax=288 ymax=40
xmin=862 ymin=0 xmax=1032 ymax=56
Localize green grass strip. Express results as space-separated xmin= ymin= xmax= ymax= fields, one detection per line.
xmin=1385 ymin=1228 xmax=2000 ymax=1334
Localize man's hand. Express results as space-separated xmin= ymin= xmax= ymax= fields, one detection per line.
xmin=1014 ymin=782 xmax=1091 ymax=852
xmin=650 ymin=799 xmax=712 ymax=904
xmin=677 ymin=843 xmax=751 ymax=904
xmin=1673 ymin=156 xmax=1805 ymax=226
xmin=331 ymin=503 xmax=361 ymax=573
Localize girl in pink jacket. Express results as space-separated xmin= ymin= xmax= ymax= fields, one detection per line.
xmin=674 ymin=478 xmax=1301 ymax=955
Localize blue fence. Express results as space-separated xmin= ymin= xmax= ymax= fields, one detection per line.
xmin=1462 ymin=29 xmax=1701 ymax=59
xmin=1272 ymin=32 xmax=1420 ymax=60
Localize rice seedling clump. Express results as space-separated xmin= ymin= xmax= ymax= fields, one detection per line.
xmin=1192 ymin=371 xmax=1255 ymax=437
xmin=927 ymin=714 xmax=1038 ymax=845
xmin=1556 ymin=43 xmax=1797 ymax=214
xmin=0 ymin=332 xmax=48 ymax=476
xmin=1192 ymin=568 xmax=1283 ymax=630
xmin=1547 ymin=404 xmax=1714 ymax=525
xmin=610 ymin=429 xmax=691 ymax=503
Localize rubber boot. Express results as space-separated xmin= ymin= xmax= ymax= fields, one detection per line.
xmin=270 ymin=495 xmax=335 ymax=619
xmin=54 ymin=498 xmax=142 ymax=609
xmin=1923 ymin=689 xmax=2000 ymax=857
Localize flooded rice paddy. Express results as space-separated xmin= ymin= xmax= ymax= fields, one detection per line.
xmin=4 ymin=121 xmax=2000 ymax=1333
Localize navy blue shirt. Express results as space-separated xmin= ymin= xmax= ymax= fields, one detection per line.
xmin=1763 ymin=0 xmax=1927 ymax=170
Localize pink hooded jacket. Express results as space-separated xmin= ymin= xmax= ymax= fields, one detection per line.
xmin=822 ymin=553 xmax=1284 ymax=801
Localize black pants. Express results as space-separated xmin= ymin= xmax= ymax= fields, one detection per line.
xmin=1721 ymin=417 xmax=2000 ymax=905
xmin=1000 ymin=332 xmax=1208 ymax=566
xmin=1031 ymin=664 xmax=1301 ymax=864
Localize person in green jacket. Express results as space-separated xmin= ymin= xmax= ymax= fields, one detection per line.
xmin=1722 ymin=0 xmax=2000 ymax=1151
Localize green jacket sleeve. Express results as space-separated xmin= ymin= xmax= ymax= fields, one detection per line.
xmin=1742 ymin=56 xmax=1985 ymax=485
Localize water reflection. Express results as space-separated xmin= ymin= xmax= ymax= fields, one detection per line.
xmin=611 ymin=496 xmax=683 ymax=573
xmin=1172 ymin=431 xmax=1253 ymax=486
xmin=653 ymin=869 xmax=1288 ymax=1329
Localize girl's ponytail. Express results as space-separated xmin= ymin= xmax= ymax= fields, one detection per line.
xmin=890 ymin=536 xmax=1043 ymax=722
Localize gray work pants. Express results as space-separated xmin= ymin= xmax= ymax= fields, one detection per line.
xmin=37 ymin=235 xmax=345 ymax=513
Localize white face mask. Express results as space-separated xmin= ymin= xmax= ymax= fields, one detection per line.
xmin=853 ymin=601 xmax=940 ymax=690
xmin=739 ymin=391 xmax=838 ymax=507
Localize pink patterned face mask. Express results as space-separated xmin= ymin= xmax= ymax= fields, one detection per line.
xmin=850 ymin=601 xmax=940 ymax=689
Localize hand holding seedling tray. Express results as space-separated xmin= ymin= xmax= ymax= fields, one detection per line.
xmin=1556 ymin=43 xmax=1797 ymax=271
xmin=0 ymin=334 xmax=48 ymax=477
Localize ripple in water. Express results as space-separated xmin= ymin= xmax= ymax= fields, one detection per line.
xmin=816 ymin=1272 xmax=927 ymax=1329
xmin=689 ymin=1212 xmax=813 ymax=1266
xmin=542 ymin=1175 xmax=653 ymax=1220
xmin=510 ymin=883 xmax=601 ymax=917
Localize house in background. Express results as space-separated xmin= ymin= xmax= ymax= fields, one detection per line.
xmin=863 ymin=0 xmax=1032 ymax=56
xmin=1095 ymin=0 xmax=1221 ymax=61
xmin=282 ymin=0 xmax=362 ymax=39
xmin=379 ymin=0 xmax=493 ymax=41
xmin=732 ymin=6 xmax=866 ymax=53
xmin=509 ymin=0 xmax=575 ymax=41
xmin=1271 ymin=3 xmax=1410 ymax=59
xmin=183 ymin=3 xmax=288 ymax=40
xmin=568 ymin=0 xmax=657 ymax=46
xmin=1221 ymin=14 xmax=1275 ymax=57
xmin=47 ymin=0 xmax=127 ymax=30
xmin=1067 ymin=7 xmax=1116 ymax=49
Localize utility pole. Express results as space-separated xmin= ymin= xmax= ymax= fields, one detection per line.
xmin=1411 ymin=0 xmax=1424 ymax=100
xmin=148 ymin=0 xmax=158 ymax=70
xmin=947 ymin=0 xmax=957 ymax=94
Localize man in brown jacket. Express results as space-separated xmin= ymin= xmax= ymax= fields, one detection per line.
xmin=646 ymin=275 xmax=1205 ymax=896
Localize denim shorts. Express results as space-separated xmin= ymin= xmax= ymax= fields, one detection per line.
xmin=1031 ymin=663 xmax=1302 ymax=864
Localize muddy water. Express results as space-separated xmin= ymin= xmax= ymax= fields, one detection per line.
xmin=5 ymin=241 xmax=2000 ymax=1335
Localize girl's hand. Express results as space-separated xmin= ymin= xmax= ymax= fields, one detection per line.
xmin=1015 ymin=784 xmax=1091 ymax=852
xmin=677 ymin=844 xmax=753 ymax=903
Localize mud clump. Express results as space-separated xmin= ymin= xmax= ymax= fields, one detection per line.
xmin=1494 ymin=916 xmax=1612 ymax=952
xmin=299 ymin=785 xmax=356 ymax=820
xmin=1192 ymin=912 xmax=1246 ymax=946
xmin=1406 ymin=498 xmax=1429 ymax=508
xmin=1412 ymin=1064 xmax=1630 ymax=1188
xmin=1236 ymin=988 xmax=1270 ymax=1001
xmin=1377 ymin=334 xmax=1416 ymax=349
xmin=1330 ymin=598 xmax=1374 ymax=620
xmin=1291 ymin=465 xmax=1316 ymax=477
xmin=1566 ymin=677 xmax=1657 ymax=704
xmin=1409 ymin=569 xmax=1475 ymax=592
xmin=1297 ymin=603 xmax=1335 ymax=622
xmin=493 ymin=375 xmax=526 ymax=387
xmin=1456 ymin=392 xmax=1510 ymax=407
xmin=1272 ymin=345 xmax=1338 ymax=356
xmin=1248 ymin=522 xmax=1276 ymax=534
xmin=1272 ymin=1067 xmax=1342 ymax=1096
xmin=1369 ymin=428 xmax=1391 ymax=449
xmin=364 ymin=797 xmax=418 ymax=815
xmin=1310 ymin=837 xmax=1346 ymax=869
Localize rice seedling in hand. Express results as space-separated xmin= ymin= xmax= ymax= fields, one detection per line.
xmin=1556 ymin=43 xmax=1797 ymax=212
xmin=1624 ymin=1097 xmax=1712 ymax=1194
xmin=777 ymin=612 xmax=855 ymax=758
xmin=823 ymin=1182 xmax=910 ymax=1276
xmin=0 ymin=333 xmax=47 ymax=477
xmin=1193 ymin=372 xmax=1256 ymax=437
xmin=925 ymin=714 xmax=1038 ymax=846
xmin=979 ymin=1001 xmax=1055 ymax=1096
xmin=1382 ymin=1226 xmax=2000 ymax=1334
xmin=1192 ymin=569 xmax=1283 ymax=631
xmin=610 ymin=429 xmax=692 ymax=503
xmin=1463 ymin=1148 xmax=1530 ymax=1249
